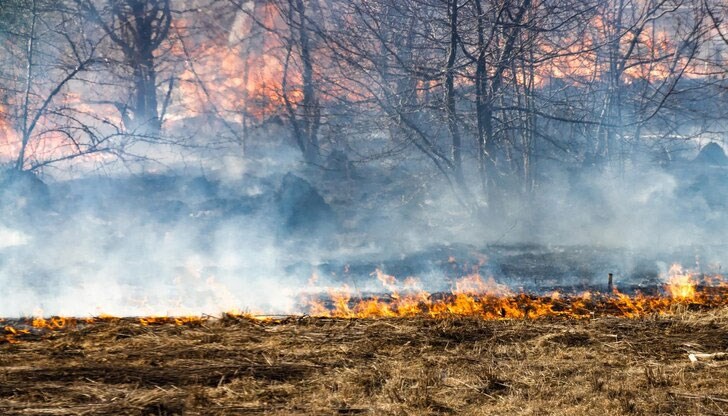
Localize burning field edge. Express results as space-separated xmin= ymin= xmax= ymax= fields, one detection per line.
xmin=3 ymin=263 xmax=728 ymax=343
xmin=1 ymin=266 xmax=727 ymax=415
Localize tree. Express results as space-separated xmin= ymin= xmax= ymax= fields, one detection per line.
xmin=75 ymin=0 xmax=172 ymax=136
xmin=280 ymin=0 xmax=322 ymax=165
xmin=0 ymin=0 xmax=114 ymax=171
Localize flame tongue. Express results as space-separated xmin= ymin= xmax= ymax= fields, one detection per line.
xmin=666 ymin=264 xmax=697 ymax=300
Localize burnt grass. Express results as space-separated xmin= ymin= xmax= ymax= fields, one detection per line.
xmin=1 ymin=311 xmax=728 ymax=415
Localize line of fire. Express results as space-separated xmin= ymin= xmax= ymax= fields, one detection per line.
xmin=1 ymin=0 xmax=728 ymax=414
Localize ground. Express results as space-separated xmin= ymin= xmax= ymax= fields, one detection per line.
xmin=1 ymin=310 xmax=728 ymax=415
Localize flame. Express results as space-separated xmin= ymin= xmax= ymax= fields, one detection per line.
xmin=666 ymin=264 xmax=697 ymax=300
xmin=454 ymin=274 xmax=510 ymax=296
xmin=2 ymin=264 xmax=727 ymax=345
xmin=32 ymin=316 xmax=74 ymax=330
xmin=170 ymin=4 xmax=294 ymax=124
xmin=0 ymin=104 xmax=20 ymax=162
xmin=373 ymin=269 xmax=397 ymax=292
xmin=302 ymin=264 xmax=727 ymax=320
xmin=2 ymin=325 xmax=30 ymax=344
xmin=531 ymin=12 xmax=713 ymax=88
xmin=138 ymin=316 xmax=204 ymax=326
xmin=0 ymin=2 xmax=719 ymax=167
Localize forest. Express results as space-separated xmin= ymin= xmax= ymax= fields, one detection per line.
xmin=0 ymin=0 xmax=727 ymax=315
xmin=3 ymin=2 xmax=728 ymax=414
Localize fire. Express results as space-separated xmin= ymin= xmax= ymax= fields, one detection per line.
xmin=0 ymin=104 xmax=20 ymax=161
xmin=454 ymin=274 xmax=510 ymax=296
xmin=2 ymin=264 xmax=726 ymax=345
xmin=0 ymin=1 xmax=719 ymax=168
xmin=532 ymin=11 xmax=712 ymax=88
xmin=170 ymin=4 xmax=294 ymax=124
xmin=32 ymin=316 xmax=74 ymax=330
xmin=2 ymin=325 xmax=30 ymax=344
xmin=374 ymin=269 xmax=398 ymax=292
xmin=302 ymin=265 xmax=727 ymax=320
xmin=666 ymin=264 xmax=697 ymax=300
xmin=138 ymin=316 xmax=204 ymax=326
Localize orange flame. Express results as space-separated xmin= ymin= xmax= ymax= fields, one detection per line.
xmin=2 ymin=264 xmax=727 ymax=345
xmin=666 ymin=264 xmax=697 ymax=300
xmin=303 ymin=265 xmax=727 ymax=320
xmin=138 ymin=316 xmax=204 ymax=326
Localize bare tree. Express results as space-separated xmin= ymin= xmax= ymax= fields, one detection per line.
xmin=0 ymin=0 xmax=118 ymax=172
xmin=445 ymin=0 xmax=464 ymax=185
xmin=75 ymin=0 xmax=172 ymax=136
xmin=280 ymin=0 xmax=322 ymax=165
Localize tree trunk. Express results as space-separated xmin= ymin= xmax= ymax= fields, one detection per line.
xmin=474 ymin=0 xmax=492 ymax=197
xmin=131 ymin=50 xmax=160 ymax=135
xmin=445 ymin=0 xmax=464 ymax=185
xmin=296 ymin=0 xmax=321 ymax=165
xmin=16 ymin=0 xmax=37 ymax=171
xmin=475 ymin=0 xmax=532 ymax=205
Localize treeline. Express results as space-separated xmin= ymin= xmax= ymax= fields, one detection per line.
xmin=0 ymin=0 xmax=727 ymax=207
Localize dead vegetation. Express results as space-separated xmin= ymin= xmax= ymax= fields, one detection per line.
xmin=1 ymin=310 xmax=728 ymax=415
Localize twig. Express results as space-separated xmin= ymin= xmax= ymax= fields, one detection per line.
xmin=670 ymin=392 xmax=728 ymax=404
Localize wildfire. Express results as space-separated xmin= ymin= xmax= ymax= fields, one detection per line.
xmin=303 ymin=265 xmax=727 ymax=320
xmin=171 ymin=3 xmax=294 ymax=124
xmin=0 ymin=103 xmax=20 ymax=162
xmin=2 ymin=264 xmax=727 ymax=345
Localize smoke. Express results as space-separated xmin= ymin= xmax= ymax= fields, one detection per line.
xmin=0 ymin=140 xmax=727 ymax=318
xmin=0 ymin=225 xmax=29 ymax=249
xmin=0 ymin=152 xmax=306 ymax=317
xmin=0 ymin=208 xmax=305 ymax=317
xmin=525 ymin=167 xmax=687 ymax=248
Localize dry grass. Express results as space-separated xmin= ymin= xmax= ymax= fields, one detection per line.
xmin=2 ymin=309 xmax=728 ymax=415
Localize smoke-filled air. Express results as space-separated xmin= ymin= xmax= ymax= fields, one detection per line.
xmin=1 ymin=0 xmax=728 ymax=320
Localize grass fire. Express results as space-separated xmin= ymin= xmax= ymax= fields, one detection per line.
xmin=2 ymin=266 xmax=728 ymax=414
xmin=2 ymin=265 xmax=728 ymax=342
xmin=2 ymin=0 xmax=728 ymax=414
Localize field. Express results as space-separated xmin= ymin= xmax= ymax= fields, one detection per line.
xmin=2 ymin=309 xmax=728 ymax=415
